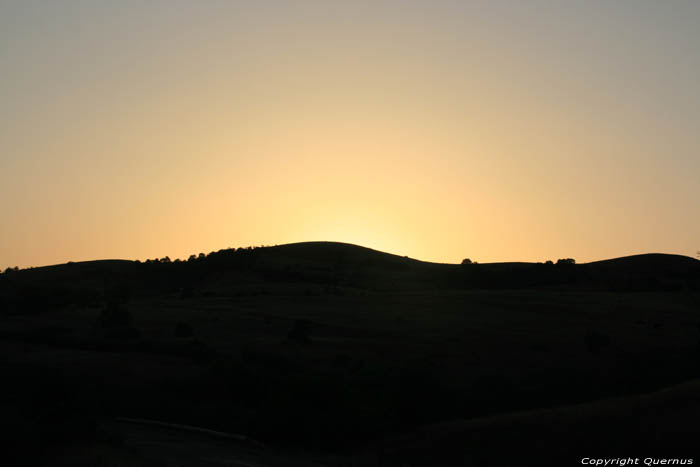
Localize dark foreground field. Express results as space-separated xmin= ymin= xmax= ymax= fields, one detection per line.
xmin=1 ymin=242 xmax=699 ymax=466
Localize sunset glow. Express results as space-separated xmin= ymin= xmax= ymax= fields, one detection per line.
xmin=2 ymin=1 xmax=699 ymax=267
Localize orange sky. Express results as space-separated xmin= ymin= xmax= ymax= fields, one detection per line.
xmin=2 ymin=1 xmax=699 ymax=268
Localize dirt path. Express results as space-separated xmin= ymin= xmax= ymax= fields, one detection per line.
xmin=108 ymin=419 xmax=333 ymax=467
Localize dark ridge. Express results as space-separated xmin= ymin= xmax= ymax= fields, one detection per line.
xmin=261 ymin=241 xmax=423 ymax=265
xmin=263 ymin=241 xmax=424 ymax=263
xmin=7 ymin=259 xmax=137 ymax=279
xmin=2 ymin=242 xmax=700 ymax=465
xmin=7 ymin=243 xmax=698 ymax=275
xmin=377 ymin=379 xmax=700 ymax=466
xmin=584 ymin=252 xmax=700 ymax=271
xmin=2 ymin=245 xmax=698 ymax=311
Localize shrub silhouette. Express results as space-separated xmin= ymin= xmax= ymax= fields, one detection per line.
xmin=97 ymin=301 xmax=139 ymax=339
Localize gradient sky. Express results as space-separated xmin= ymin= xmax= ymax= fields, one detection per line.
xmin=2 ymin=1 xmax=699 ymax=267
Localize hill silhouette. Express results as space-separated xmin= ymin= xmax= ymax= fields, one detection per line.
xmin=5 ymin=242 xmax=698 ymax=295
xmin=1 ymin=242 xmax=699 ymax=466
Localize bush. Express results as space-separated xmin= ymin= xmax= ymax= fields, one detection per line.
xmin=97 ymin=302 xmax=139 ymax=339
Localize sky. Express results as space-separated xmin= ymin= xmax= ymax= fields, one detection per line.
xmin=1 ymin=1 xmax=699 ymax=267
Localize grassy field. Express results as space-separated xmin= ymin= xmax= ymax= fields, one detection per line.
xmin=1 ymin=242 xmax=699 ymax=465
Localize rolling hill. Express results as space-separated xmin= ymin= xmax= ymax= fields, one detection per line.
xmin=4 ymin=241 xmax=699 ymax=295
xmin=1 ymin=242 xmax=699 ymax=466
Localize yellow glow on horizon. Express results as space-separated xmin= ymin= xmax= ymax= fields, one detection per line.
xmin=1 ymin=2 xmax=699 ymax=268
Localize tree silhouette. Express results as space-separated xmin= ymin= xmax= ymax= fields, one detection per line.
xmin=97 ymin=301 xmax=139 ymax=339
